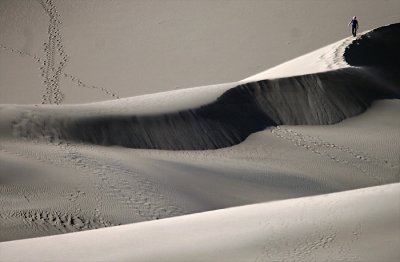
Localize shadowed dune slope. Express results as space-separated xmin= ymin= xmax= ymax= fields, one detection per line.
xmin=344 ymin=23 xmax=400 ymax=96
xmin=21 ymin=24 xmax=400 ymax=150
xmin=344 ymin=23 xmax=400 ymax=68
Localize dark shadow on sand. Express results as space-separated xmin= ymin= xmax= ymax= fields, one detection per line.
xmin=40 ymin=24 xmax=400 ymax=150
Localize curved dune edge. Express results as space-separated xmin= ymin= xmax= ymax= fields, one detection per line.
xmin=344 ymin=23 xmax=400 ymax=68
xmin=1 ymin=98 xmax=398 ymax=243
xmin=240 ymin=33 xmax=353 ymax=82
xmin=9 ymin=24 xmax=400 ymax=150
xmin=1 ymin=183 xmax=399 ymax=262
xmin=62 ymin=68 xmax=399 ymax=150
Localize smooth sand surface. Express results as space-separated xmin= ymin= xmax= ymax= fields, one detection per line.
xmin=1 ymin=0 xmax=400 ymax=103
xmin=0 ymin=1 xmax=399 ymax=261
xmin=1 ymin=183 xmax=399 ymax=262
xmin=1 ymin=98 xmax=399 ymax=244
xmin=2 ymin=25 xmax=399 ymax=151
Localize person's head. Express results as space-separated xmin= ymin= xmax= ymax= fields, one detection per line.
xmin=353 ymin=16 xmax=357 ymax=20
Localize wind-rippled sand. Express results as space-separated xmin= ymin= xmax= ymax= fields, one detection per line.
xmin=0 ymin=1 xmax=399 ymax=261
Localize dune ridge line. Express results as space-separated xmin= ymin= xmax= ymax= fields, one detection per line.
xmin=10 ymin=24 xmax=400 ymax=150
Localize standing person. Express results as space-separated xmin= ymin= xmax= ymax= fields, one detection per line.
xmin=348 ymin=16 xmax=359 ymax=37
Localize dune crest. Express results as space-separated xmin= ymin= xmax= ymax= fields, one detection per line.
xmin=1 ymin=19 xmax=399 ymax=262
xmin=8 ymin=24 xmax=400 ymax=150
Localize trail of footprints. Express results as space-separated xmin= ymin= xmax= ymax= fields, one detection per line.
xmin=319 ymin=36 xmax=354 ymax=70
xmin=0 ymin=39 xmax=119 ymax=101
xmin=0 ymin=142 xmax=115 ymax=234
xmin=61 ymin=144 xmax=184 ymax=221
xmin=1 ymin=137 xmax=184 ymax=231
xmin=255 ymin=192 xmax=363 ymax=262
xmin=0 ymin=44 xmax=42 ymax=63
xmin=64 ymin=73 xmax=120 ymax=99
xmin=37 ymin=0 xmax=67 ymax=104
xmin=0 ymin=209 xmax=107 ymax=235
xmin=12 ymin=112 xmax=181 ymax=221
xmin=0 ymin=0 xmax=120 ymax=104
xmin=272 ymin=126 xmax=397 ymax=183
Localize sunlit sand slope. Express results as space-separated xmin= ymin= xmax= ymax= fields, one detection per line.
xmin=5 ymin=24 xmax=400 ymax=150
xmin=1 ymin=183 xmax=399 ymax=262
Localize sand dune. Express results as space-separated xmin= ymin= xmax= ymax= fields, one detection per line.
xmin=1 ymin=98 xmax=398 ymax=243
xmin=0 ymin=3 xmax=399 ymax=260
xmin=1 ymin=183 xmax=399 ymax=262
xmin=4 ymin=24 xmax=399 ymax=151
xmin=1 ymin=0 xmax=400 ymax=103
xmin=9 ymin=68 xmax=398 ymax=150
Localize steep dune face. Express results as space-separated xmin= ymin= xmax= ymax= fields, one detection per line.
xmin=1 ymin=21 xmax=399 ymax=253
xmin=43 ymin=25 xmax=400 ymax=150
xmin=64 ymin=68 xmax=397 ymax=150
xmin=237 ymin=68 xmax=397 ymax=125
xmin=10 ymin=24 xmax=400 ymax=150
xmin=344 ymin=23 xmax=400 ymax=96
xmin=344 ymin=24 xmax=400 ymax=68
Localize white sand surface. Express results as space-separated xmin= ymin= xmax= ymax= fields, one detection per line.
xmin=0 ymin=2 xmax=399 ymax=260
xmin=1 ymin=183 xmax=399 ymax=262
xmin=1 ymin=97 xmax=399 ymax=242
xmin=241 ymin=35 xmax=354 ymax=81
xmin=1 ymin=0 xmax=400 ymax=103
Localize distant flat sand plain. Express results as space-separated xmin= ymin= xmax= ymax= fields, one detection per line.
xmin=1 ymin=0 xmax=400 ymax=103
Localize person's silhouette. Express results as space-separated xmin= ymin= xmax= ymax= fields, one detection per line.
xmin=348 ymin=16 xmax=359 ymax=37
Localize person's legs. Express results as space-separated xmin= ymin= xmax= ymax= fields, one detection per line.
xmin=352 ymin=27 xmax=356 ymax=37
